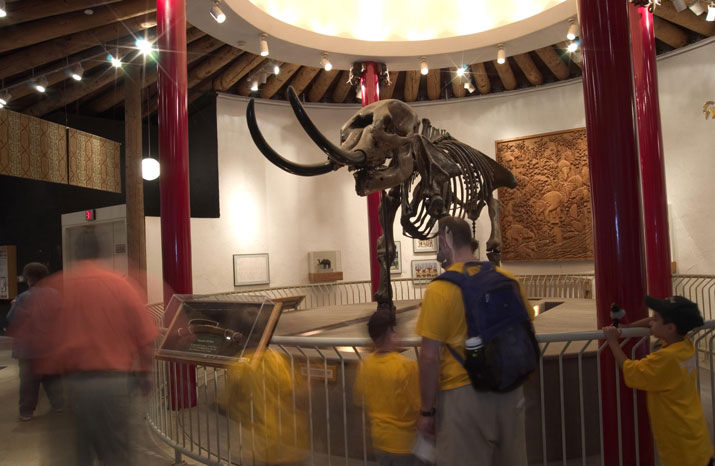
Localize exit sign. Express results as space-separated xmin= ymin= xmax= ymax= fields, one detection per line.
xmin=85 ymin=209 xmax=95 ymax=221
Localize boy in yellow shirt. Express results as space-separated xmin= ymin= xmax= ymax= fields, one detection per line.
xmin=603 ymin=295 xmax=713 ymax=466
xmin=355 ymin=309 xmax=421 ymax=466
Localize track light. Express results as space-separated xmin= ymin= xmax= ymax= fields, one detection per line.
xmin=109 ymin=55 xmax=122 ymax=68
xmin=273 ymin=63 xmax=280 ymax=75
xmin=33 ymin=76 xmax=48 ymax=93
xmin=708 ymin=2 xmax=715 ymax=20
xmin=689 ymin=0 xmax=706 ymax=15
xmin=142 ymin=157 xmax=160 ymax=181
xmin=320 ymin=52 xmax=332 ymax=71
xmin=0 ymin=0 xmax=6 ymax=18
xmin=210 ymin=1 xmax=226 ymax=23
xmin=250 ymin=79 xmax=259 ymax=92
xmin=464 ymin=81 xmax=475 ymax=94
xmin=567 ymin=19 xmax=579 ymax=41
xmin=567 ymin=40 xmax=579 ymax=52
xmin=456 ymin=65 xmax=467 ymax=77
xmin=136 ymin=38 xmax=154 ymax=55
xmin=497 ymin=45 xmax=506 ymax=65
xmin=70 ymin=63 xmax=84 ymax=81
xmin=259 ymin=33 xmax=269 ymax=56
xmin=420 ymin=57 xmax=429 ymax=75
xmin=0 ymin=90 xmax=11 ymax=108
xmin=672 ymin=0 xmax=687 ymax=10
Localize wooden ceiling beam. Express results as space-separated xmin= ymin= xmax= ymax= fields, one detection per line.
xmin=493 ymin=60 xmax=517 ymax=91
xmin=470 ymin=63 xmax=491 ymax=95
xmin=261 ymin=63 xmax=301 ymax=99
xmin=235 ymin=62 xmax=284 ymax=96
xmin=2 ymin=0 xmax=122 ymax=26
xmin=403 ymin=70 xmax=421 ymax=102
xmin=0 ymin=0 xmax=155 ymax=54
xmin=380 ymin=71 xmax=400 ymax=99
xmin=288 ymin=66 xmax=321 ymax=96
xmin=187 ymin=46 xmax=243 ymax=88
xmin=0 ymin=14 xmax=155 ymax=80
xmin=426 ymin=69 xmax=441 ymax=100
xmin=654 ymin=1 xmax=715 ymax=36
xmin=86 ymin=34 xmax=223 ymax=113
xmin=306 ymin=69 xmax=339 ymax=102
xmin=513 ymin=53 xmax=543 ymax=85
xmin=556 ymin=41 xmax=582 ymax=68
xmin=331 ymin=71 xmax=353 ymax=103
xmin=654 ymin=16 xmax=688 ymax=48
xmin=212 ymin=54 xmax=265 ymax=92
xmin=534 ymin=46 xmax=570 ymax=80
xmin=450 ymin=69 xmax=467 ymax=98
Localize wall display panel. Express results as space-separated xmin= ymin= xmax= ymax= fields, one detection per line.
xmin=496 ymin=128 xmax=593 ymax=262
xmin=233 ymin=253 xmax=270 ymax=286
xmin=0 ymin=109 xmax=67 ymax=184
xmin=67 ymin=128 xmax=121 ymax=193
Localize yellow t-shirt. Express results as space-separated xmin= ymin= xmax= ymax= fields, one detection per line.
xmin=354 ymin=351 xmax=420 ymax=454
xmin=622 ymin=339 xmax=713 ymax=466
xmin=415 ymin=262 xmax=533 ymax=391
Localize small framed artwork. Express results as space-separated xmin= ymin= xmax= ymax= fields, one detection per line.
xmin=390 ymin=241 xmax=402 ymax=274
xmin=413 ymin=236 xmax=438 ymax=254
xmin=233 ymin=253 xmax=270 ymax=286
xmin=411 ymin=259 xmax=441 ymax=284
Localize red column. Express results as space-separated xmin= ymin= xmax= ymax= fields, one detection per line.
xmin=361 ymin=62 xmax=382 ymax=300
xmin=630 ymin=3 xmax=673 ymax=299
xmin=577 ymin=0 xmax=652 ymax=464
xmin=157 ymin=0 xmax=196 ymax=410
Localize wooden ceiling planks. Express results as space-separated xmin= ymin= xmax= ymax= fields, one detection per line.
xmin=213 ymin=54 xmax=265 ymax=92
xmin=380 ymin=71 xmax=400 ymax=99
xmin=403 ymin=70 xmax=421 ymax=102
xmin=654 ymin=1 xmax=715 ymax=36
xmin=450 ymin=69 xmax=468 ymax=98
xmin=331 ymin=70 xmax=352 ymax=103
xmin=534 ymin=46 xmax=570 ymax=80
xmin=470 ymin=63 xmax=491 ymax=94
xmin=513 ymin=53 xmax=543 ymax=86
xmin=425 ymin=68 xmax=441 ymax=100
xmin=306 ymin=69 xmax=340 ymax=102
xmin=1 ymin=0 xmax=122 ymax=26
xmin=493 ymin=59 xmax=517 ymax=91
xmin=288 ymin=66 xmax=321 ymax=96
xmin=654 ymin=16 xmax=689 ymax=48
xmin=260 ymin=63 xmax=301 ymax=99
xmin=187 ymin=46 xmax=243 ymax=89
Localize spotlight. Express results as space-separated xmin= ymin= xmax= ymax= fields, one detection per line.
xmin=250 ymin=79 xmax=259 ymax=92
xmin=0 ymin=0 xmax=6 ymax=18
xmin=320 ymin=52 xmax=333 ymax=71
xmin=259 ymin=33 xmax=269 ymax=56
xmin=456 ymin=65 xmax=467 ymax=77
xmin=420 ymin=57 xmax=428 ymax=75
xmin=0 ymin=90 xmax=11 ymax=108
xmin=70 ymin=63 xmax=84 ymax=81
xmin=464 ymin=81 xmax=475 ymax=94
xmin=109 ymin=55 xmax=122 ymax=68
xmin=672 ymin=0 xmax=687 ymax=10
xmin=707 ymin=1 xmax=715 ymax=20
xmin=567 ymin=19 xmax=579 ymax=41
xmin=497 ymin=45 xmax=506 ymax=65
xmin=141 ymin=157 xmax=160 ymax=181
xmin=273 ymin=63 xmax=280 ymax=75
xmin=210 ymin=1 xmax=226 ymax=23
xmin=567 ymin=40 xmax=579 ymax=53
xmin=689 ymin=0 xmax=706 ymax=15
xmin=136 ymin=38 xmax=154 ymax=55
xmin=33 ymin=76 xmax=48 ymax=93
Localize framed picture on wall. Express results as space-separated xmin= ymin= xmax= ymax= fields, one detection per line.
xmin=233 ymin=253 xmax=270 ymax=286
xmin=411 ymin=259 xmax=441 ymax=284
xmin=413 ymin=236 xmax=438 ymax=253
xmin=390 ymin=241 xmax=402 ymax=274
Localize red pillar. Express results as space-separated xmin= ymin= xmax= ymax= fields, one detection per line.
xmin=577 ymin=0 xmax=652 ymax=464
xmin=361 ymin=62 xmax=382 ymax=300
xmin=629 ymin=3 xmax=673 ymax=299
xmin=157 ymin=0 xmax=196 ymax=409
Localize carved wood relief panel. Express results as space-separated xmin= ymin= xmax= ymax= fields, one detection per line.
xmin=496 ymin=128 xmax=593 ymax=261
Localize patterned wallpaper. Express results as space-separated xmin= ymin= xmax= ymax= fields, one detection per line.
xmin=67 ymin=128 xmax=121 ymax=193
xmin=0 ymin=109 xmax=67 ymax=184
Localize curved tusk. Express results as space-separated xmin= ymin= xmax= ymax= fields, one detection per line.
xmin=286 ymin=86 xmax=367 ymax=166
xmin=246 ymin=99 xmax=336 ymax=177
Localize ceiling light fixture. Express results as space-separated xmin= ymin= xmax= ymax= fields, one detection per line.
xmin=210 ymin=1 xmax=226 ymax=23
xmin=320 ymin=52 xmax=333 ymax=71
xmin=273 ymin=63 xmax=280 ymax=75
xmin=70 ymin=63 xmax=84 ymax=81
xmin=672 ymin=0 xmax=687 ymax=10
xmin=110 ymin=55 xmax=122 ymax=68
xmin=464 ymin=81 xmax=475 ymax=94
xmin=251 ymin=79 xmax=259 ymax=92
xmin=259 ymin=33 xmax=269 ymax=56
xmin=497 ymin=45 xmax=506 ymax=65
xmin=0 ymin=90 xmax=11 ymax=108
xmin=136 ymin=38 xmax=154 ymax=55
xmin=456 ymin=65 xmax=467 ymax=77
xmin=689 ymin=0 xmax=706 ymax=15
xmin=33 ymin=76 xmax=48 ymax=93
xmin=142 ymin=157 xmax=160 ymax=181
xmin=0 ymin=0 xmax=6 ymax=18
xmin=567 ymin=19 xmax=579 ymax=40
xmin=567 ymin=40 xmax=579 ymax=52
xmin=707 ymin=2 xmax=715 ymax=20
xmin=420 ymin=57 xmax=429 ymax=75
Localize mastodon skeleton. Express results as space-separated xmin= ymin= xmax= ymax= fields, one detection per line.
xmin=247 ymin=87 xmax=517 ymax=311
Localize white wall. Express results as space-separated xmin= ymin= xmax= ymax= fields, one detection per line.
xmin=145 ymin=39 xmax=715 ymax=303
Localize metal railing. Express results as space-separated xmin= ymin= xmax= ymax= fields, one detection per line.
xmin=146 ymin=274 xmax=715 ymax=466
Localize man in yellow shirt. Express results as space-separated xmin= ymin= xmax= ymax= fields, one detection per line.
xmin=604 ymin=296 xmax=713 ymax=466
xmin=415 ymin=216 xmax=532 ymax=466
xmin=355 ymin=309 xmax=420 ymax=466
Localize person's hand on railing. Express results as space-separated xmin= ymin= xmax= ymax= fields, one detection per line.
xmin=603 ymin=325 xmax=622 ymax=342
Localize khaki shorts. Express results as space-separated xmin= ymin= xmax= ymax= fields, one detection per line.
xmin=435 ymin=384 xmax=527 ymax=466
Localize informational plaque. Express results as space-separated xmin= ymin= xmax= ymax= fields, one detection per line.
xmin=0 ymin=245 xmax=18 ymax=300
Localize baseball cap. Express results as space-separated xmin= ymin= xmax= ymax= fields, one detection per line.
xmin=645 ymin=295 xmax=704 ymax=334
xmin=367 ymin=309 xmax=396 ymax=342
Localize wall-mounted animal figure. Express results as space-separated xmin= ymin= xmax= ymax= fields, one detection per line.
xmin=247 ymin=87 xmax=517 ymax=310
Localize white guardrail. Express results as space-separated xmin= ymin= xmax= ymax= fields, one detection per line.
xmin=146 ymin=274 xmax=715 ymax=466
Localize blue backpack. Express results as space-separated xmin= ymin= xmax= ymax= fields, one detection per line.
xmin=436 ymin=261 xmax=539 ymax=392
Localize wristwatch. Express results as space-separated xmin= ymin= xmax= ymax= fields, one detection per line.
xmin=420 ymin=408 xmax=436 ymax=417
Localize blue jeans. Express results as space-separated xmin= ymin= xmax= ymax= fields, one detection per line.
xmin=18 ymin=359 xmax=64 ymax=417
